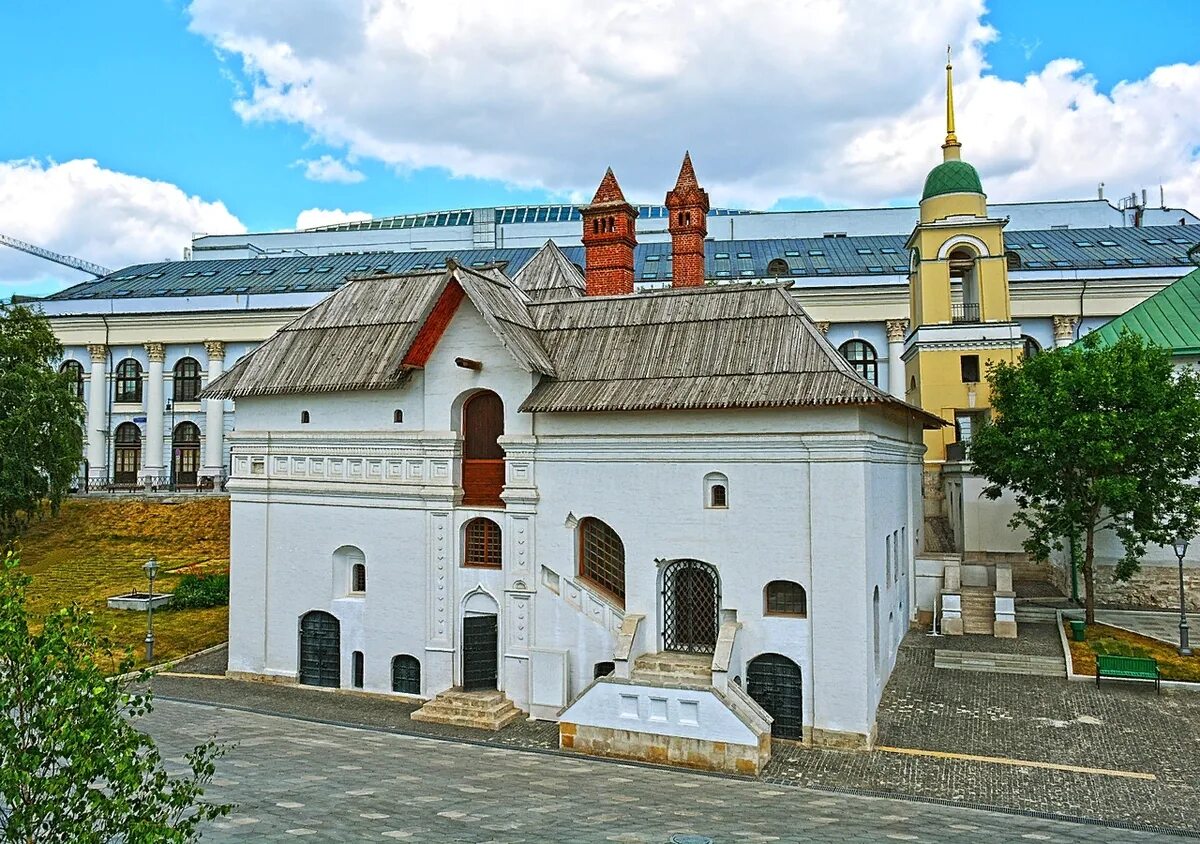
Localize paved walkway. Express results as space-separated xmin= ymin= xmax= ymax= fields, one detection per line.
xmin=143 ymin=700 xmax=1191 ymax=843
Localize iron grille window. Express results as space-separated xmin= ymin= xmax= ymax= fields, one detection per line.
xmin=392 ymin=654 xmax=420 ymax=694
xmin=765 ymin=580 xmax=807 ymax=616
xmin=838 ymin=339 xmax=878 ymax=386
xmin=465 ymin=518 xmax=502 ymax=568
xmin=710 ymin=484 xmax=727 ymax=508
xmin=114 ymin=358 xmax=143 ymax=403
xmin=352 ymin=563 xmax=366 ymax=592
xmin=60 ymin=360 xmax=84 ymax=399
xmin=579 ymin=518 xmax=625 ymax=604
xmin=173 ymin=357 xmax=202 ymax=401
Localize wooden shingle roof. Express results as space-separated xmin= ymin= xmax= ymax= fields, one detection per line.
xmin=511 ymin=240 xmax=585 ymax=302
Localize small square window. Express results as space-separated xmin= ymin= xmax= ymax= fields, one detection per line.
xmin=961 ymin=355 xmax=980 ymax=383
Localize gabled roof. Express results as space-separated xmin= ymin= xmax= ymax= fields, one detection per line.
xmin=512 ymin=240 xmax=585 ymax=302
xmin=204 ymin=263 xmax=553 ymax=399
xmin=1088 ymin=265 xmax=1200 ymax=356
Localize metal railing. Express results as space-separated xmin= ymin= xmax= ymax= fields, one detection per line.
xmin=951 ymin=302 xmax=980 ymax=324
xmin=71 ymin=472 xmax=229 ymax=495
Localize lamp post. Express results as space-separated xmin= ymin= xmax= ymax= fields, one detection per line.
xmin=143 ymin=556 xmax=159 ymax=662
xmin=1172 ymin=536 xmax=1192 ymax=656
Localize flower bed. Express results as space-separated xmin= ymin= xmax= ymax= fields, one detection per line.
xmin=1064 ymin=620 xmax=1200 ymax=683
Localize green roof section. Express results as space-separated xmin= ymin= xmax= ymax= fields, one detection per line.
xmin=1088 ymin=266 xmax=1200 ymax=356
xmin=921 ymin=160 xmax=984 ymax=201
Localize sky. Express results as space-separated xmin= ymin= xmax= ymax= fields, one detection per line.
xmin=2 ymin=0 xmax=1199 ymax=298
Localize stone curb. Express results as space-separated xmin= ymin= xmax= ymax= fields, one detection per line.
xmin=1056 ymin=611 xmax=1200 ymax=691
xmin=112 ymin=641 xmax=229 ymax=683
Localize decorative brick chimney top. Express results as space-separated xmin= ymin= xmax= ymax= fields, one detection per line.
xmin=665 ymin=152 xmax=709 ymax=289
xmin=580 ymin=168 xmax=639 ymax=296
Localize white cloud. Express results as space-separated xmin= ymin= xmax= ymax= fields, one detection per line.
xmin=0 ymin=158 xmax=245 ymax=297
xmin=296 ymin=154 xmax=365 ymax=184
xmin=188 ymin=0 xmax=1200 ymax=213
xmin=295 ymin=207 xmax=373 ymax=230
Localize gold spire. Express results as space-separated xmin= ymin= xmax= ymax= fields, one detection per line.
xmin=943 ymin=45 xmax=961 ymax=161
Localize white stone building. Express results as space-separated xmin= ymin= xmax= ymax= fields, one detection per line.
xmin=212 ymin=169 xmax=938 ymax=769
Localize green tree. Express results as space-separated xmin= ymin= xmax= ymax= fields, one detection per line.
xmin=0 ymin=555 xmax=231 ymax=842
xmin=0 ymin=305 xmax=84 ymax=549
xmin=971 ymin=332 xmax=1200 ymax=623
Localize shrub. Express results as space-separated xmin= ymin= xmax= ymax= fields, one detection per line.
xmin=169 ymin=573 xmax=230 ymax=609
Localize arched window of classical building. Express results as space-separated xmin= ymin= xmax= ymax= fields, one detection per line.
xmin=462 ymin=390 xmax=505 ymax=507
xmin=333 ymin=546 xmax=366 ymax=597
xmin=392 ymin=654 xmax=421 ymax=694
xmin=767 ymin=258 xmax=789 ymax=278
xmin=1006 ymin=249 xmax=1022 ymax=270
xmin=114 ymin=358 xmax=143 ymax=404
xmin=300 ymin=410 xmax=310 ymax=424
xmin=352 ymin=563 xmax=366 ymax=593
xmin=172 ymin=421 xmax=201 ymax=487
xmin=113 ymin=422 xmax=142 ymax=486
xmin=60 ymin=360 xmax=84 ymax=399
xmin=393 ymin=409 xmax=403 ymax=423
xmin=464 ymin=517 xmax=502 ymax=568
xmin=764 ymin=580 xmax=807 ymax=617
xmin=838 ymin=339 xmax=878 ymax=386
xmin=949 ymin=247 xmax=980 ymax=322
xmin=1022 ymin=335 xmax=1041 ymax=360
xmin=578 ymin=517 xmax=625 ymax=606
xmin=704 ymin=472 xmax=729 ymax=509
xmin=173 ymin=357 xmax=202 ymax=402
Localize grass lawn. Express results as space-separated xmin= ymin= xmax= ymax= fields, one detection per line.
xmin=13 ymin=497 xmax=230 ymax=670
xmin=1064 ymin=620 xmax=1200 ymax=683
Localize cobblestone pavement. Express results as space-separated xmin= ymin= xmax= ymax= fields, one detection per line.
xmin=144 ymin=700 xmax=1191 ymax=843
xmin=153 ymin=632 xmax=1200 ymax=834
xmin=905 ymin=621 xmax=1064 ymax=656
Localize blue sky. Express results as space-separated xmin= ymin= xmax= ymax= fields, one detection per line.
xmin=2 ymin=1 xmax=1199 ymax=296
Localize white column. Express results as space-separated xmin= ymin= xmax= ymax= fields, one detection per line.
xmin=1052 ymin=315 xmax=1079 ymax=348
xmin=886 ymin=319 xmax=909 ymax=400
xmin=143 ymin=343 xmax=166 ymax=484
xmin=203 ymin=340 xmax=226 ymax=477
xmin=86 ymin=344 xmax=108 ymax=482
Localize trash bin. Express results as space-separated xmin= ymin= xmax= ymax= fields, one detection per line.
xmin=1070 ymin=619 xmax=1086 ymax=641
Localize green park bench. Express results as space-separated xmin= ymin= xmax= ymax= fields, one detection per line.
xmin=1095 ymin=654 xmax=1160 ymax=693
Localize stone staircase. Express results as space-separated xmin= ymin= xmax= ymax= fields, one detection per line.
xmin=960 ymin=586 xmax=995 ymax=635
xmin=934 ymin=650 xmax=1066 ymax=677
xmin=1015 ymin=602 xmax=1065 ymax=624
xmin=631 ymin=652 xmax=713 ymax=687
xmin=410 ymin=688 xmax=524 ymax=731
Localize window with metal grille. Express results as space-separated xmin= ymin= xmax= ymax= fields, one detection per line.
xmin=838 ymin=339 xmax=878 ymax=386
xmin=392 ymin=654 xmax=420 ymax=694
xmin=711 ymin=485 xmax=727 ymax=508
xmin=465 ymin=518 xmax=502 ymax=568
xmin=114 ymin=358 xmax=143 ymax=403
xmin=765 ymin=580 xmax=807 ymax=617
xmin=352 ymin=563 xmax=366 ymax=592
xmin=579 ymin=518 xmax=625 ymax=605
xmin=60 ymin=360 xmax=84 ymax=399
xmin=352 ymin=651 xmax=364 ymax=688
xmin=173 ymin=357 xmax=202 ymax=401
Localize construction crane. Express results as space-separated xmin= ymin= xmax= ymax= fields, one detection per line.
xmin=0 ymin=232 xmax=111 ymax=278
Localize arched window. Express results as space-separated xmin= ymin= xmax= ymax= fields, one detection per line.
xmin=1006 ymin=250 xmax=1022 ymax=270
xmin=300 ymin=410 xmax=310 ymax=424
xmin=60 ymin=360 xmax=84 ymax=399
xmin=352 ymin=650 xmax=364 ymax=688
xmin=704 ymin=471 xmax=729 ymax=509
xmin=114 ymin=358 xmax=143 ymax=404
xmin=838 ymin=339 xmax=878 ymax=386
xmin=392 ymin=654 xmax=421 ymax=694
xmin=333 ymin=546 xmax=366 ymax=597
xmin=352 ymin=563 xmax=366 ymax=593
xmin=767 ymin=258 xmax=789 ymax=278
xmin=764 ymin=581 xmax=807 ymax=617
xmin=464 ymin=518 xmax=502 ymax=568
xmin=172 ymin=421 xmax=201 ymax=487
xmin=578 ymin=517 xmax=625 ymax=605
xmin=393 ymin=409 xmax=403 ymax=423
xmin=1022 ymin=335 xmax=1041 ymax=360
xmin=173 ymin=357 xmax=202 ymax=402
xmin=113 ymin=422 xmax=141 ymax=486
xmin=462 ymin=390 xmax=505 ymax=507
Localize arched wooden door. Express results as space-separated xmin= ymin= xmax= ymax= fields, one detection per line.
xmin=747 ymin=654 xmax=803 ymax=740
xmin=462 ymin=391 xmax=505 ymax=507
xmin=113 ymin=422 xmax=142 ymax=486
xmin=172 ymin=422 xmax=201 ymax=487
xmin=299 ymin=611 xmax=341 ymax=688
xmin=661 ymin=559 xmax=719 ymax=654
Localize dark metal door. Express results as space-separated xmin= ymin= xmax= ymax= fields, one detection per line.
xmin=392 ymin=654 xmax=421 ymax=695
xmin=298 ymin=611 xmax=340 ymax=688
xmin=662 ymin=559 xmax=719 ymax=654
xmin=747 ymin=654 xmax=803 ymax=740
xmin=462 ymin=615 xmax=498 ymax=691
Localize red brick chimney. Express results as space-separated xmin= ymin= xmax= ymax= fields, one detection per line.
xmin=580 ymin=168 xmax=638 ymax=296
xmin=665 ymin=152 xmax=709 ymax=288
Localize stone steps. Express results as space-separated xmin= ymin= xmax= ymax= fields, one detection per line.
xmin=934 ymin=649 xmax=1066 ymax=677
xmin=960 ymin=587 xmax=996 ymax=635
xmin=632 ymin=652 xmax=712 ymax=686
xmin=410 ymin=689 xmax=524 ymax=731
xmin=1015 ymin=605 xmax=1062 ymax=624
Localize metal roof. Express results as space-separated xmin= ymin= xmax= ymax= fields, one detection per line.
xmin=46 ymin=225 xmax=1200 ymax=303
xmin=304 ymin=204 xmax=755 ymax=232
xmin=1088 ymin=266 xmax=1200 ymax=356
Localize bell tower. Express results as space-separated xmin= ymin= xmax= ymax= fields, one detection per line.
xmin=903 ymin=51 xmax=1022 ymax=471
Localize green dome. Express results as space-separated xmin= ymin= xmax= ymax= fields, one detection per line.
xmin=921 ymin=159 xmax=984 ymax=201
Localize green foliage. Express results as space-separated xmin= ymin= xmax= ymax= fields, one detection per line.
xmin=168 ymin=573 xmax=230 ymax=610
xmin=970 ymin=331 xmax=1200 ymax=622
xmin=1089 ymin=637 xmax=1152 ymax=660
xmin=0 ymin=553 xmax=231 ymax=842
xmin=0 ymin=305 xmax=84 ymax=549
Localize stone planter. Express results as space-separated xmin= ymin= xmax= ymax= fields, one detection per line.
xmin=107 ymin=592 xmax=173 ymax=611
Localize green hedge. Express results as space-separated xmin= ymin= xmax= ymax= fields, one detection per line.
xmin=168 ymin=573 xmax=229 ymax=609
